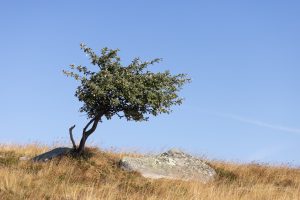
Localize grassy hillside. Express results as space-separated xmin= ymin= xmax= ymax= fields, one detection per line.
xmin=0 ymin=145 xmax=299 ymax=200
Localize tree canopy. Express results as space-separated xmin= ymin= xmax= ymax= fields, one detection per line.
xmin=63 ymin=43 xmax=190 ymax=153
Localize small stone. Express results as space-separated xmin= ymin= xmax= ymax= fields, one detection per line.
xmin=19 ymin=156 xmax=30 ymax=161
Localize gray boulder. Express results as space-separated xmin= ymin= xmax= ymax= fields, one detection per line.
xmin=120 ymin=148 xmax=216 ymax=183
xmin=32 ymin=147 xmax=72 ymax=162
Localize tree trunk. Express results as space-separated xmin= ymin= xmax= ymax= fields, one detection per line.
xmin=76 ymin=134 xmax=87 ymax=154
xmin=75 ymin=115 xmax=101 ymax=154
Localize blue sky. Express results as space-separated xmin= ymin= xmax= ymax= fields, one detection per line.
xmin=0 ymin=1 xmax=299 ymax=165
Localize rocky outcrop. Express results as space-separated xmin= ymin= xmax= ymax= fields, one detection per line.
xmin=32 ymin=147 xmax=72 ymax=162
xmin=120 ymin=149 xmax=216 ymax=183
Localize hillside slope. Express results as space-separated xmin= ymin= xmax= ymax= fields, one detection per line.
xmin=0 ymin=145 xmax=299 ymax=200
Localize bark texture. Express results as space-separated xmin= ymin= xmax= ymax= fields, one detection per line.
xmin=74 ymin=114 xmax=102 ymax=154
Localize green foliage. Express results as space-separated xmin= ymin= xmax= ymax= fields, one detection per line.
xmin=64 ymin=43 xmax=190 ymax=122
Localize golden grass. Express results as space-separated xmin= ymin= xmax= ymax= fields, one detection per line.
xmin=0 ymin=144 xmax=299 ymax=200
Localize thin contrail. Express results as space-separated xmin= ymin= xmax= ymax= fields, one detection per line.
xmin=214 ymin=112 xmax=300 ymax=135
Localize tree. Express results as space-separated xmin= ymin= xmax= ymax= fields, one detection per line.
xmin=63 ymin=43 xmax=190 ymax=154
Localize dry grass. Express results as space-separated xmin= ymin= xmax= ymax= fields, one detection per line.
xmin=0 ymin=145 xmax=299 ymax=200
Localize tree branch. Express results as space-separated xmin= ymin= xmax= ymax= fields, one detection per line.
xmin=82 ymin=113 xmax=102 ymax=137
xmin=83 ymin=118 xmax=95 ymax=133
xmin=69 ymin=125 xmax=77 ymax=149
xmin=85 ymin=115 xmax=101 ymax=137
xmin=116 ymin=112 xmax=124 ymax=119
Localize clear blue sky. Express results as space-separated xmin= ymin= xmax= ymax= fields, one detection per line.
xmin=0 ymin=1 xmax=299 ymax=165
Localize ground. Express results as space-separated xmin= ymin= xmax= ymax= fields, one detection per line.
xmin=0 ymin=144 xmax=299 ymax=200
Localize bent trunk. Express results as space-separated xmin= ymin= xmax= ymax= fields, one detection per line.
xmin=67 ymin=114 xmax=102 ymax=155
xmin=77 ymin=134 xmax=88 ymax=154
xmin=75 ymin=115 xmax=101 ymax=154
xmin=76 ymin=127 xmax=98 ymax=154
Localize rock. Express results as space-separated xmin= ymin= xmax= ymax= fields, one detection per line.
xmin=19 ymin=156 xmax=30 ymax=161
xmin=120 ymin=148 xmax=216 ymax=183
xmin=32 ymin=147 xmax=72 ymax=162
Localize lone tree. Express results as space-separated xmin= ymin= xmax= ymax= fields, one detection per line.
xmin=63 ymin=44 xmax=190 ymax=154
